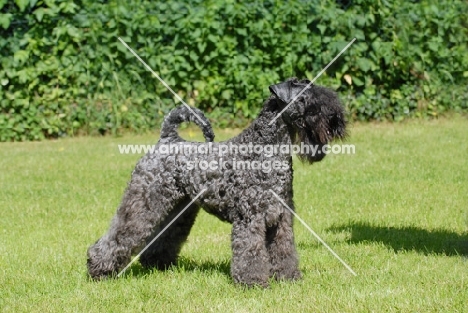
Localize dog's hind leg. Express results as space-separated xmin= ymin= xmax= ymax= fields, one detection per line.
xmin=139 ymin=199 xmax=200 ymax=270
xmin=87 ymin=180 xmax=185 ymax=279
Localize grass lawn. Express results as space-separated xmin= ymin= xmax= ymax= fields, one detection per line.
xmin=1 ymin=116 xmax=467 ymax=312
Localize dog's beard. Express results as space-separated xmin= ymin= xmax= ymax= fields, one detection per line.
xmin=294 ymin=115 xmax=346 ymax=163
xmin=295 ymin=127 xmax=326 ymax=163
xmin=328 ymin=114 xmax=347 ymax=139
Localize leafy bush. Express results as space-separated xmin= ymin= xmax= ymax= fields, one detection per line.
xmin=0 ymin=0 xmax=467 ymax=140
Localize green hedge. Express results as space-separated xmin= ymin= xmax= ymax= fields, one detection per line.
xmin=1 ymin=0 xmax=467 ymax=140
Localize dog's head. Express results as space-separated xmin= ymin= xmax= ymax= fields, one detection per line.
xmin=269 ymin=77 xmax=347 ymax=163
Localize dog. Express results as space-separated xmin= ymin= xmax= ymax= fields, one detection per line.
xmin=87 ymin=77 xmax=347 ymax=287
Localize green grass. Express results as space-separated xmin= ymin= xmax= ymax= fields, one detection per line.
xmin=1 ymin=117 xmax=467 ymax=312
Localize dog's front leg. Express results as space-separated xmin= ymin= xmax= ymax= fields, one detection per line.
xmin=230 ymin=215 xmax=270 ymax=288
xmin=266 ymin=209 xmax=302 ymax=281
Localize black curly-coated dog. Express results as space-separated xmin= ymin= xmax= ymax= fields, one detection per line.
xmin=87 ymin=78 xmax=347 ymax=287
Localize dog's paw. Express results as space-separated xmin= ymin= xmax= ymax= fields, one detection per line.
xmin=272 ymin=269 xmax=303 ymax=282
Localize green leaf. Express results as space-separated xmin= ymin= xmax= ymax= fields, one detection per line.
xmin=352 ymin=76 xmax=364 ymax=86
xmin=221 ymin=89 xmax=232 ymax=100
xmin=15 ymin=0 xmax=29 ymax=12
xmin=197 ymin=42 xmax=206 ymax=53
xmin=356 ymin=58 xmax=373 ymax=72
xmin=67 ymin=26 xmax=80 ymax=39
xmin=14 ymin=50 xmax=29 ymax=65
xmin=0 ymin=14 xmax=12 ymax=29
xmin=33 ymin=8 xmax=45 ymax=22
xmin=236 ymin=28 xmax=247 ymax=36
xmin=0 ymin=0 xmax=8 ymax=10
xmin=189 ymin=51 xmax=198 ymax=62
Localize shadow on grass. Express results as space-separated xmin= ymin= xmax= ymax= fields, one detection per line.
xmin=177 ymin=257 xmax=231 ymax=276
xmin=120 ymin=257 xmax=231 ymax=279
xmin=328 ymin=222 xmax=468 ymax=257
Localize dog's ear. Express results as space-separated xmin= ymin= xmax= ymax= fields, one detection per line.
xmin=269 ymin=80 xmax=311 ymax=104
xmin=269 ymin=81 xmax=291 ymax=104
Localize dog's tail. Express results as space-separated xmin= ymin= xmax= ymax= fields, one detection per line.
xmin=159 ymin=105 xmax=215 ymax=142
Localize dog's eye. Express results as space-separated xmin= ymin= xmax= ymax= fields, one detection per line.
xmin=306 ymin=107 xmax=319 ymax=115
xmin=296 ymin=118 xmax=305 ymax=127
